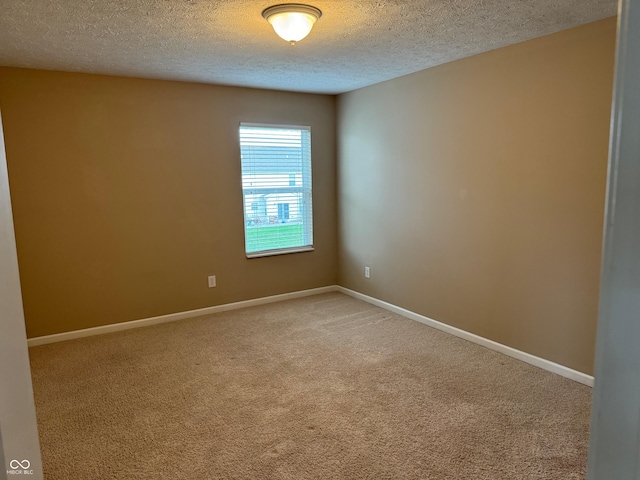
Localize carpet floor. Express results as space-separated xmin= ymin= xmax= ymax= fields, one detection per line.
xmin=29 ymin=292 xmax=592 ymax=479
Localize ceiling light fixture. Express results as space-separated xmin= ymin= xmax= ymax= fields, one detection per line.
xmin=262 ymin=4 xmax=322 ymax=45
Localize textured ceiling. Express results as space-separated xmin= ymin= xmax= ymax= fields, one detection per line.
xmin=0 ymin=0 xmax=617 ymax=94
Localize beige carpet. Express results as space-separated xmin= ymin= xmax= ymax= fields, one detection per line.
xmin=29 ymin=292 xmax=591 ymax=479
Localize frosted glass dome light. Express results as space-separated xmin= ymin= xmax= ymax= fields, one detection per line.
xmin=262 ymin=4 xmax=322 ymax=45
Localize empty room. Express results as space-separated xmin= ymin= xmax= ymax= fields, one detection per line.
xmin=1 ymin=0 xmax=637 ymax=479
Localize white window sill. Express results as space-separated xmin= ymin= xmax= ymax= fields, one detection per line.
xmin=246 ymin=246 xmax=314 ymax=259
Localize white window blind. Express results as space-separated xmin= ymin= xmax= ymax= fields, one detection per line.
xmin=239 ymin=124 xmax=313 ymax=257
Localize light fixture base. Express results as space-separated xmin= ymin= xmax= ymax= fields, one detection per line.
xmin=261 ymin=4 xmax=322 ymax=22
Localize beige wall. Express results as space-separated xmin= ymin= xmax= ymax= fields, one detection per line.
xmin=337 ymin=18 xmax=616 ymax=375
xmin=0 ymin=69 xmax=337 ymax=338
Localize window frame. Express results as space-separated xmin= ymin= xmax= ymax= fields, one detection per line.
xmin=239 ymin=122 xmax=314 ymax=259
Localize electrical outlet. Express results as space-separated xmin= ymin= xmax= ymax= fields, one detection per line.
xmin=208 ymin=275 xmax=216 ymax=288
xmin=364 ymin=266 xmax=370 ymax=278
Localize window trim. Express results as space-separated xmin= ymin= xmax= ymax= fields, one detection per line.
xmin=246 ymin=246 xmax=314 ymax=259
xmin=239 ymin=122 xmax=314 ymax=259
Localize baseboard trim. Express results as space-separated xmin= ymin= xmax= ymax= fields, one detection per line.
xmin=27 ymin=286 xmax=338 ymax=347
xmin=336 ymin=286 xmax=594 ymax=387
xmin=28 ymin=284 xmax=595 ymax=387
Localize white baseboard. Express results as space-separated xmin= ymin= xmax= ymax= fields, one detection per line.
xmin=336 ymin=286 xmax=594 ymax=387
xmin=27 ymin=286 xmax=338 ymax=347
xmin=28 ymin=284 xmax=595 ymax=387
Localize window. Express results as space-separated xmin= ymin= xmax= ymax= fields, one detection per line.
xmin=277 ymin=203 xmax=290 ymax=221
xmin=239 ymin=124 xmax=313 ymax=257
